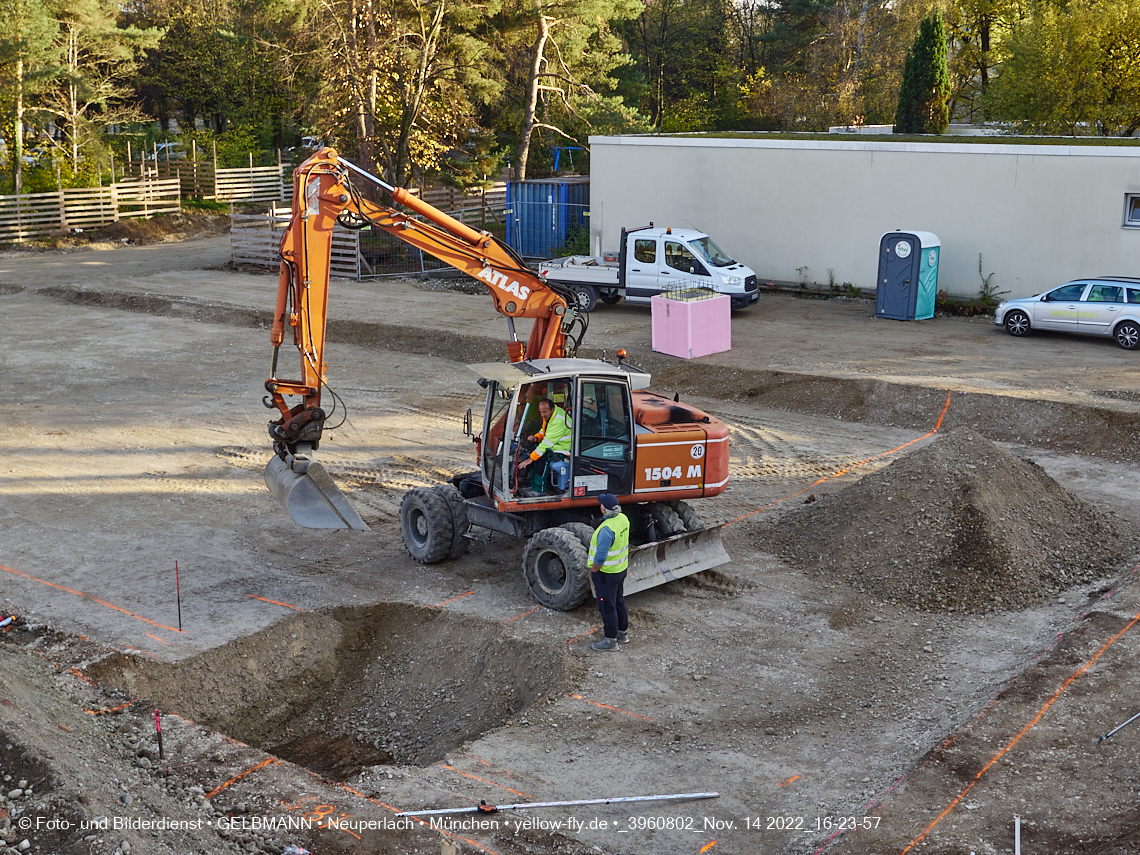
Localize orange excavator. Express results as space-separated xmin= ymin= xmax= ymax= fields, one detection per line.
xmin=264 ymin=148 xmax=730 ymax=609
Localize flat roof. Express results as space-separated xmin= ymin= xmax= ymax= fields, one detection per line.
xmin=589 ymin=134 xmax=1140 ymax=158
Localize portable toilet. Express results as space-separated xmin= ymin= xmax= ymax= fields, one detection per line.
xmin=875 ymin=231 xmax=940 ymax=320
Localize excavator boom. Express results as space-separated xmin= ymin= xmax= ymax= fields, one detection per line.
xmin=264 ymin=149 xmax=580 ymax=529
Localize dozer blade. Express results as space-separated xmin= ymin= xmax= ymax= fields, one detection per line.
xmin=624 ymin=524 xmax=730 ymax=596
xmin=264 ymin=454 xmax=369 ymax=531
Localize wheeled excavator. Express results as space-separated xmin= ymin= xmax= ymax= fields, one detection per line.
xmin=263 ymin=148 xmax=730 ymax=609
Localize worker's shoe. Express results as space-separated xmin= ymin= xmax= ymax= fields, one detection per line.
xmin=616 ymin=630 xmax=630 ymax=644
xmin=591 ymin=637 xmax=619 ymax=651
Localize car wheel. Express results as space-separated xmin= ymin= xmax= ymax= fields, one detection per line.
xmin=569 ymin=284 xmax=598 ymax=312
xmin=1114 ymin=320 xmax=1140 ymax=350
xmin=1004 ymin=310 xmax=1031 ymax=337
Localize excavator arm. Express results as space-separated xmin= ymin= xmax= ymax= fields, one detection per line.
xmin=263 ymin=148 xmax=582 ymax=529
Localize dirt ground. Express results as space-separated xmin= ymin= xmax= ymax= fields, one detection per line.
xmin=0 ymin=234 xmax=1139 ymax=855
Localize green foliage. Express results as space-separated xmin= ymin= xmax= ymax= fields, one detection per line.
xmin=620 ymin=0 xmax=740 ymax=130
xmin=181 ymin=126 xmax=262 ymax=167
xmin=944 ymin=0 xmax=1023 ymax=122
xmin=894 ymin=9 xmax=951 ymax=134
xmin=182 ymin=197 xmax=230 ymax=212
xmin=935 ymin=289 xmax=996 ymax=317
xmin=984 ymin=0 xmax=1140 ymax=136
xmin=549 ymin=222 xmax=590 ymax=257
xmin=975 ymin=253 xmax=1007 ymax=308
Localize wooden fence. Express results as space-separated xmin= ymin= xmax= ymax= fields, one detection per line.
xmin=0 ymin=177 xmax=180 ymax=243
xmin=231 ymin=200 xmax=508 ymax=279
xmin=150 ymin=161 xmax=289 ymax=203
xmin=230 ymin=205 xmax=359 ymax=279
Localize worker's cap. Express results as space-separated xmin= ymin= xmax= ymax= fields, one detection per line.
xmin=598 ymin=493 xmax=620 ymax=510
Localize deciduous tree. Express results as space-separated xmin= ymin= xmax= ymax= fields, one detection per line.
xmin=985 ymin=0 xmax=1140 ymax=136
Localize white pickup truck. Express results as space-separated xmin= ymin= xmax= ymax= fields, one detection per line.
xmin=538 ymin=225 xmax=760 ymax=311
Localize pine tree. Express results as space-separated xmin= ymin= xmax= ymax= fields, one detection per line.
xmin=0 ymin=0 xmax=58 ymax=192
xmin=893 ymin=9 xmax=951 ymax=134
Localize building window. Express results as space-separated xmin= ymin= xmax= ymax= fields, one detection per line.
xmin=1124 ymin=194 xmax=1140 ymax=228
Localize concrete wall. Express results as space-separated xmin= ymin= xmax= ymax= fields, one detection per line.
xmin=588 ymin=136 xmax=1140 ymax=299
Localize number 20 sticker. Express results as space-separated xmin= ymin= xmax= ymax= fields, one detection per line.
xmin=690 ymin=444 xmax=705 ymax=459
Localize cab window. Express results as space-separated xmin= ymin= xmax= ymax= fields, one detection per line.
xmin=633 ymin=239 xmax=656 ymax=264
xmin=1086 ymin=284 xmax=1123 ymax=303
xmin=514 ymin=381 xmax=572 ymax=441
xmin=1044 ymin=283 xmax=1087 ymax=302
xmin=664 ymin=241 xmax=708 ymax=276
xmin=578 ymin=382 xmax=632 ymax=461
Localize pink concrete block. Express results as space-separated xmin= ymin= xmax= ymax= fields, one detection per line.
xmin=651 ymin=294 xmax=732 ymax=359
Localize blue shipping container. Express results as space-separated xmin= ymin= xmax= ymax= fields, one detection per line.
xmin=505 ymin=178 xmax=590 ymax=258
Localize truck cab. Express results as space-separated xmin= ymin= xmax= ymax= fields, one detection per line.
xmin=539 ymin=227 xmax=760 ymax=310
xmin=619 ymin=227 xmax=759 ymax=308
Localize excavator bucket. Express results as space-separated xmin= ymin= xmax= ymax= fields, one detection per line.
xmin=264 ymin=454 xmax=369 ymax=531
xmin=623 ymin=524 xmax=731 ymax=596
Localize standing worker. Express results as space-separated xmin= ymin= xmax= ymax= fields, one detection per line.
xmin=589 ymin=494 xmax=630 ymax=651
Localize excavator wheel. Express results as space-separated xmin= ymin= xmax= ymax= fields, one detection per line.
xmin=522 ymin=528 xmax=591 ymax=611
xmin=399 ymin=487 xmax=455 ymax=564
xmin=648 ymin=503 xmax=686 ymax=538
xmin=559 ymin=522 xmax=595 ymax=551
xmin=668 ymin=500 xmax=704 ymax=532
xmin=433 ymin=484 xmax=470 ymax=559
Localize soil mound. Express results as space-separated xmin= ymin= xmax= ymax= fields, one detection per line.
xmin=762 ymin=428 xmax=1130 ymax=613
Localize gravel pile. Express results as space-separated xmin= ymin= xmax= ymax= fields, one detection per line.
xmin=762 ymin=428 xmax=1131 ymax=613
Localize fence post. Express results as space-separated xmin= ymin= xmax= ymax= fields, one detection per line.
xmin=56 ymin=168 xmax=68 ymax=234
xmin=126 ymin=141 xmax=131 ymax=171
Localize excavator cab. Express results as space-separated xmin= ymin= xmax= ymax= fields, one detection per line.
xmin=470 ymin=360 xmax=640 ymax=506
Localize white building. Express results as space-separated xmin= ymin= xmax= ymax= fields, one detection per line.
xmin=588 ymin=135 xmax=1140 ymax=299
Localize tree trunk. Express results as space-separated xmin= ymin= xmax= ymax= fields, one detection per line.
xmin=69 ymin=27 xmax=79 ymax=173
xmin=516 ymin=13 xmax=551 ymax=181
xmin=14 ymin=55 xmax=24 ymax=194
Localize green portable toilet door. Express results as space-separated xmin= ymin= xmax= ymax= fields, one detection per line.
xmin=877 ymin=234 xmax=918 ymax=320
xmin=915 ymin=245 xmax=939 ymax=320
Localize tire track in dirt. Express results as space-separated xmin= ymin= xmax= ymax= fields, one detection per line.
xmin=32 ymin=285 xmax=1140 ymax=462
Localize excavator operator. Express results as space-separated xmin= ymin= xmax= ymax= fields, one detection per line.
xmin=519 ymin=398 xmax=572 ymax=493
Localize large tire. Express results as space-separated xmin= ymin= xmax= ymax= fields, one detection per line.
xmin=522 ymin=528 xmax=591 ymax=610
xmin=568 ymin=283 xmax=598 ymax=312
xmin=648 ymin=503 xmax=685 ymax=538
xmin=399 ymin=487 xmax=454 ymax=564
xmin=1004 ymin=310 xmax=1031 ymax=337
xmin=560 ymin=522 xmax=595 ymax=550
xmin=1114 ymin=320 xmax=1140 ymax=350
xmin=669 ymin=500 xmax=704 ymax=532
xmin=434 ymin=484 xmax=470 ymax=559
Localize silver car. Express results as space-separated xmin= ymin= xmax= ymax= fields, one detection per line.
xmin=994 ymin=277 xmax=1140 ymax=350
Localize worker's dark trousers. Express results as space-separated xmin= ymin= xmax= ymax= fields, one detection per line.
xmin=593 ymin=569 xmax=628 ymax=639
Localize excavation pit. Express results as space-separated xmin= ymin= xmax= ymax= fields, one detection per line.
xmin=85 ymin=604 xmax=568 ymax=775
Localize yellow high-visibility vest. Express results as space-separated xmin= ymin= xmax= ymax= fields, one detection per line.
xmin=589 ymin=512 xmax=630 ymax=573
